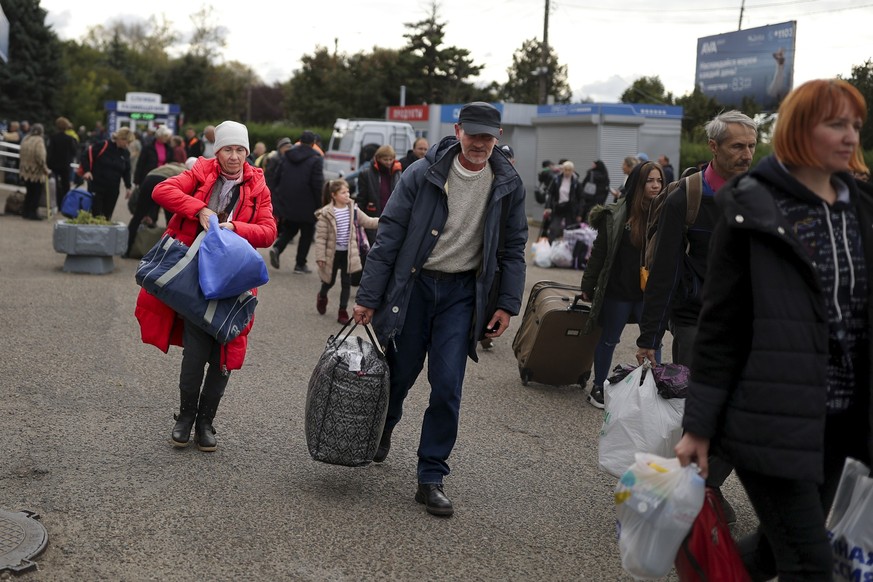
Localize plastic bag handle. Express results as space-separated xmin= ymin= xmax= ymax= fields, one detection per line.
xmin=329 ymin=320 xmax=386 ymax=359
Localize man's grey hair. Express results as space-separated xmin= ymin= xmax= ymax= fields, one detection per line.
xmin=705 ymin=110 xmax=757 ymax=144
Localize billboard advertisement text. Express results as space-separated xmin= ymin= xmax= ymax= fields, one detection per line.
xmin=695 ymin=21 xmax=796 ymax=110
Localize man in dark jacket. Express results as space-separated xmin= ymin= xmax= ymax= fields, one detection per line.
xmin=636 ymin=110 xmax=758 ymax=522
xmin=399 ymin=137 xmax=429 ymax=171
xmin=46 ymin=116 xmax=79 ymax=211
xmin=352 ymin=102 xmax=527 ymax=518
xmin=268 ymin=131 xmax=324 ymax=273
xmin=658 ymin=155 xmax=675 ymax=184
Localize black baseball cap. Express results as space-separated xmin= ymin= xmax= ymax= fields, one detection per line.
xmin=458 ymin=102 xmax=501 ymax=138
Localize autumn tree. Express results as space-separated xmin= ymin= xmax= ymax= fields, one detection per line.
xmin=501 ymin=38 xmax=571 ymax=104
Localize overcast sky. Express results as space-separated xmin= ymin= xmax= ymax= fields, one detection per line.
xmin=39 ymin=0 xmax=873 ymax=103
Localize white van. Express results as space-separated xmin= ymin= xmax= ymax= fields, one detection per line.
xmin=323 ymin=118 xmax=416 ymax=180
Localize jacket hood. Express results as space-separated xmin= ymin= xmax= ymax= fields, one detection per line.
xmin=723 ymin=155 xmax=858 ymax=227
xmin=285 ymin=144 xmax=320 ymax=164
xmin=749 ymin=155 xmax=835 ymax=206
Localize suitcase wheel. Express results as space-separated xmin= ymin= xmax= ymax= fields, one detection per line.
xmin=520 ymin=368 xmax=532 ymax=386
xmin=578 ymin=371 xmax=591 ymax=388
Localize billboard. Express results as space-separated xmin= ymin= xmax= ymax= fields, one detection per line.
xmin=695 ymin=21 xmax=796 ymax=110
xmin=0 ymin=5 xmax=8 ymax=64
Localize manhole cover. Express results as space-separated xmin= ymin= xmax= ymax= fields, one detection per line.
xmin=0 ymin=509 xmax=48 ymax=573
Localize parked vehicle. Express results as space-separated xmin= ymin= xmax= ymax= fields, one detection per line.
xmin=323 ymin=119 xmax=416 ymax=182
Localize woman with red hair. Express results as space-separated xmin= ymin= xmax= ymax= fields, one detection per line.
xmin=676 ymin=79 xmax=873 ymax=579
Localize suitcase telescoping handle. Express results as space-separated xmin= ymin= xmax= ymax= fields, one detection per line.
xmin=331 ymin=320 xmax=387 ymax=358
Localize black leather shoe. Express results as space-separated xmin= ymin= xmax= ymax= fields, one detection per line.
xmin=415 ymin=484 xmax=454 ymax=517
xmin=373 ymin=429 xmax=391 ymax=463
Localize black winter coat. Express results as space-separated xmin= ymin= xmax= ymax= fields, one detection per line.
xmin=637 ymin=167 xmax=719 ymax=350
xmin=46 ymin=131 xmax=78 ymax=174
xmin=580 ymin=168 xmax=610 ymax=206
xmin=134 ymin=140 xmax=171 ymax=186
xmin=356 ymin=160 xmax=402 ymax=217
xmin=683 ymin=155 xmax=873 ymax=482
xmin=271 ymin=145 xmax=324 ymax=223
xmin=83 ymin=140 xmax=131 ymax=193
xmin=546 ymin=173 xmax=582 ymax=217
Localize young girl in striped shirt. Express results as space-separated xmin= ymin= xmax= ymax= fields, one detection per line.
xmin=314 ymin=179 xmax=379 ymax=324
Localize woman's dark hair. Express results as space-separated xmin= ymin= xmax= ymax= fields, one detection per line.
xmin=593 ymin=160 xmax=609 ymax=182
xmin=624 ymin=161 xmax=664 ymax=248
xmin=322 ymin=179 xmax=349 ymax=206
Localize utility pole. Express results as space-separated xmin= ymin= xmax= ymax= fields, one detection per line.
xmin=738 ymin=0 xmax=745 ymax=30
xmin=538 ymin=0 xmax=550 ymax=105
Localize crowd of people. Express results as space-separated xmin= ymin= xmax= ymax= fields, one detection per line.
xmin=6 ymin=78 xmax=873 ymax=579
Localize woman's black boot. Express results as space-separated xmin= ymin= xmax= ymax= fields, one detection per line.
xmin=194 ymin=384 xmax=224 ymax=452
xmin=170 ymin=390 xmax=199 ymax=447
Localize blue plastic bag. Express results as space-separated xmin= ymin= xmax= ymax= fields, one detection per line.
xmin=198 ymin=214 xmax=269 ymax=300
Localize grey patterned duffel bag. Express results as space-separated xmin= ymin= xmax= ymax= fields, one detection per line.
xmin=305 ymin=323 xmax=390 ymax=466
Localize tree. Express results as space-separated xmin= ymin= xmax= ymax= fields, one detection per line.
xmin=284 ymin=47 xmax=352 ymax=126
xmin=0 ymin=0 xmax=65 ymax=123
xmin=501 ymin=38 xmax=571 ymax=104
xmin=619 ymin=76 xmax=673 ymax=105
xmin=674 ymin=87 xmax=723 ymax=141
xmin=843 ymin=59 xmax=873 ymax=150
xmin=401 ymin=3 xmax=485 ymax=104
xmin=187 ymin=7 xmax=228 ymax=64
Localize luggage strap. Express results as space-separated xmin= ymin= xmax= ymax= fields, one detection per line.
xmin=154 ymin=230 xmax=206 ymax=288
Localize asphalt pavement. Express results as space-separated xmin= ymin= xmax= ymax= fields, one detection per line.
xmin=0 ymin=185 xmax=754 ymax=581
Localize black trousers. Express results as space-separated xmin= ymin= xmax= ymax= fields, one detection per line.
xmin=53 ymin=170 xmax=71 ymax=210
xmin=22 ymin=180 xmax=43 ymax=218
xmin=127 ymin=187 xmax=172 ymax=253
xmin=90 ymin=185 xmax=120 ymax=220
xmin=319 ymin=250 xmax=350 ymax=309
xmin=274 ymin=219 xmax=314 ymax=268
xmin=179 ymin=320 xmax=229 ymax=406
xmin=736 ymin=409 xmax=870 ymax=581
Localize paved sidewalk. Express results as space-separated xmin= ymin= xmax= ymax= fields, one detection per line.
xmin=0 ymin=186 xmax=753 ymax=581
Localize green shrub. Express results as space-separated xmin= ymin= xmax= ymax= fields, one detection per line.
xmin=66 ymin=211 xmax=115 ymax=225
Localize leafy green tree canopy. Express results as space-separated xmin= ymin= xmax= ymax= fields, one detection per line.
xmin=0 ymin=0 xmax=65 ymax=122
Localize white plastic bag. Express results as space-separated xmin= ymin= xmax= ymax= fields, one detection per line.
xmin=598 ymin=364 xmax=685 ymax=477
xmin=532 ymin=238 xmax=552 ymax=268
xmin=615 ymin=453 xmax=706 ymax=579
xmin=827 ymin=457 xmax=873 ymax=582
xmin=550 ymin=239 xmax=574 ymax=268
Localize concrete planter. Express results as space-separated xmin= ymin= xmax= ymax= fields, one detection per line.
xmin=53 ymin=220 xmax=128 ymax=274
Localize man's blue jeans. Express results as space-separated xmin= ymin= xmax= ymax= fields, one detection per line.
xmin=593 ymin=296 xmax=660 ymax=388
xmin=385 ymin=272 xmax=475 ymax=485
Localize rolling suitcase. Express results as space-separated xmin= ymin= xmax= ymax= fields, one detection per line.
xmin=511 ymin=280 xmax=600 ymax=387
